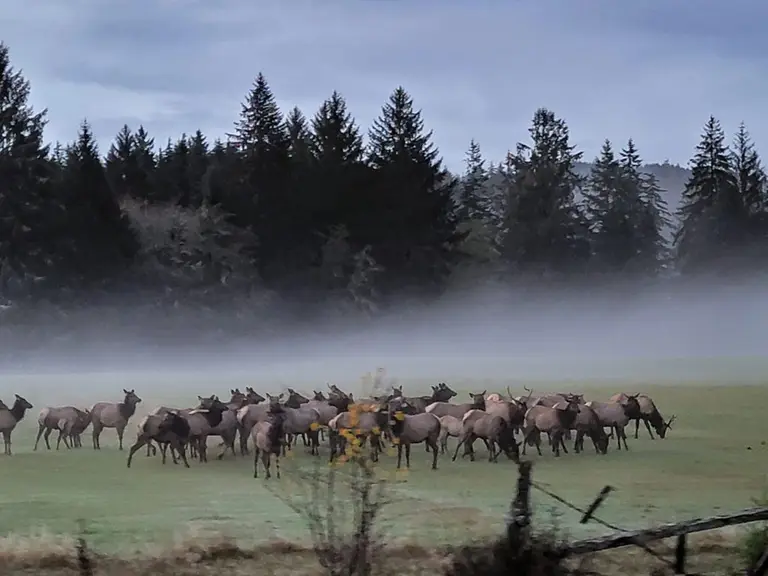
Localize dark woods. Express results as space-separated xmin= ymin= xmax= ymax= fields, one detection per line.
xmin=2 ymin=41 xmax=767 ymax=316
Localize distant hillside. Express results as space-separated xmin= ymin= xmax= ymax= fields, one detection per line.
xmin=574 ymin=161 xmax=690 ymax=220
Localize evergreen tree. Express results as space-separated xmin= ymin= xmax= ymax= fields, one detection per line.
xmin=0 ymin=42 xmax=58 ymax=290
xmin=285 ymin=106 xmax=312 ymax=166
xmin=457 ymin=139 xmax=488 ymax=221
xmin=364 ymin=87 xmax=462 ymax=294
xmin=675 ymin=116 xmax=742 ymax=270
xmin=619 ymin=139 xmax=671 ymax=274
xmin=502 ymin=108 xmax=590 ymax=276
xmin=105 ymin=125 xmax=157 ymax=202
xmin=731 ymin=122 xmax=766 ymax=215
xmin=185 ymin=130 xmax=209 ymax=208
xmin=230 ymin=73 xmax=294 ymax=286
xmin=57 ymin=120 xmax=138 ymax=280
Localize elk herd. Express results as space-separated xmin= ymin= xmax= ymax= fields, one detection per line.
xmin=0 ymin=383 xmax=676 ymax=479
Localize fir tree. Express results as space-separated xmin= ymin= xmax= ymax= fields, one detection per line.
xmin=503 ymin=108 xmax=590 ymax=276
xmin=675 ymin=116 xmax=742 ymax=270
xmin=0 ymin=42 xmax=58 ymax=289
xmin=364 ymin=87 xmax=462 ymax=293
xmin=458 ymin=139 xmax=488 ymax=221
xmin=731 ymin=122 xmax=766 ymax=215
xmin=285 ymin=106 xmax=312 ymax=166
xmin=619 ymin=139 xmax=671 ymax=274
xmin=57 ymin=120 xmax=138 ymax=280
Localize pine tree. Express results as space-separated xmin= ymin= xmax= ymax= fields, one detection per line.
xmin=675 ymin=116 xmax=742 ymax=270
xmin=0 ymin=42 xmax=58 ymax=290
xmin=458 ymin=139 xmax=488 ymax=221
xmin=619 ymin=139 xmax=671 ymax=274
xmin=57 ymin=120 xmax=138 ymax=280
xmin=731 ymin=123 xmax=766 ymax=215
xmin=285 ymin=106 xmax=313 ymax=167
xmin=185 ymin=130 xmax=209 ymax=208
xmin=503 ymin=108 xmax=590 ymax=276
xmin=364 ymin=87 xmax=462 ymax=293
xmin=105 ymin=125 xmax=157 ymax=203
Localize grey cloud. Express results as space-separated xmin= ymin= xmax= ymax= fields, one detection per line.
xmin=2 ymin=0 xmax=767 ymax=170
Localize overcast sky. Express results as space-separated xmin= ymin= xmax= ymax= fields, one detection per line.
xmin=2 ymin=0 xmax=766 ymax=172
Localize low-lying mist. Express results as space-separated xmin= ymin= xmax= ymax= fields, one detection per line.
xmin=2 ymin=276 xmax=767 ymax=404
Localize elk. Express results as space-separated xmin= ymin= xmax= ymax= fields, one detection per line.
xmin=185 ymin=395 xmax=231 ymax=462
xmin=424 ymin=391 xmax=487 ymax=420
xmin=522 ymin=397 xmax=581 ymax=457
xmin=90 ymin=389 xmax=142 ymax=450
xmin=568 ymin=403 xmax=609 ymax=455
xmin=398 ymin=383 xmax=458 ymax=414
xmin=127 ymin=411 xmax=191 ymax=468
xmin=34 ymin=406 xmax=91 ymax=451
xmin=252 ymin=405 xmax=287 ymax=479
xmin=437 ymin=415 xmax=463 ymax=454
xmin=585 ymin=394 xmax=642 ymax=451
xmin=237 ymin=402 xmax=272 ymax=455
xmin=265 ymin=393 xmax=321 ymax=456
xmin=452 ymin=409 xmax=518 ymax=463
xmin=327 ymin=408 xmax=384 ymax=463
xmin=0 ymin=394 xmax=33 ymax=455
xmin=609 ymin=393 xmax=675 ymax=439
xmin=388 ymin=398 xmax=440 ymax=470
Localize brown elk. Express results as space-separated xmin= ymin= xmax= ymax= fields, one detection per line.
xmin=90 ymin=389 xmax=142 ymax=450
xmin=0 ymin=394 xmax=33 ymax=455
xmin=452 ymin=409 xmax=518 ymax=463
xmin=388 ymin=398 xmax=440 ymax=470
xmin=522 ymin=397 xmax=581 ymax=457
xmin=127 ymin=411 xmax=191 ymax=468
xmin=424 ymin=391 xmax=487 ymax=419
xmin=609 ymin=393 xmax=675 ymax=439
xmin=252 ymin=405 xmax=287 ymax=479
xmin=585 ymin=394 xmax=642 ymax=451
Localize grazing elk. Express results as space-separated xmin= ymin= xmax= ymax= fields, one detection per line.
xmin=127 ymin=411 xmax=191 ymax=468
xmin=585 ymin=394 xmax=642 ymax=451
xmin=34 ymin=406 xmax=91 ymax=451
xmin=388 ymin=398 xmax=441 ymax=470
xmin=252 ymin=405 xmax=287 ymax=479
xmin=90 ymin=389 xmax=142 ymax=450
xmin=452 ymin=409 xmax=518 ymax=463
xmin=609 ymin=393 xmax=675 ymax=439
xmin=522 ymin=397 xmax=581 ymax=457
xmin=0 ymin=394 xmax=33 ymax=455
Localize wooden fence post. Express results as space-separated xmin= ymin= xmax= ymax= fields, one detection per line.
xmin=674 ymin=533 xmax=687 ymax=574
xmin=505 ymin=460 xmax=532 ymax=543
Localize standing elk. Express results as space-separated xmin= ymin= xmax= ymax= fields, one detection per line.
xmin=388 ymin=398 xmax=441 ymax=470
xmin=90 ymin=389 xmax=142 ymax=450
xmin=34 ymin=406 xmax=91 ymax=451
xmin=186 ymin=395 xmax=231 ymax=462
xmin=252 ymin=405 xmax=287 ymax=479
xmin=522 ymin=397 xmax=581 ymax=457
xmin=127 ymin=411 xmax=191 ymax=468
xmin=452 ymin=409 xmax=518 ymax=463
xmin=568 ymin=403 xmax=609 ymax=455
xmin=327 ymin=407 xmax=384 ymax=463
xmin=0 ymin=394 xmax=33 ymax=455
xmin=425 ymin=391 xmax=487 ymax=420
xmin=609 ymin=393 xmax=675 ymax=439
xmin=438 ymin=415 xmax=463 ymax=454
xmin=585 ymin=394 xmax=642 ymax=451
xmin=266 ymin=393 xmax=322 ymax=456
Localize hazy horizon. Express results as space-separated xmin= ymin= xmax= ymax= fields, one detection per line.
xmin=2 ymin=277 xmax=767 ymax=405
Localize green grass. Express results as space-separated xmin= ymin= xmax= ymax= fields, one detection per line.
xmin=0 ymin=381 xmax=766 ymax=555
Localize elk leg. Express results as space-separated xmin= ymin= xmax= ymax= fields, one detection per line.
xmin=253 ymin=447 xmax=260 ymax=478
xmin=620 ymin=427 xmax=629 ymax=450
xmin=116 ymin=425 xmax=126 ymax=451
xmin=405 ymin=443 xmax=411 ymax=468
xmin=451 ymin=436 xmax=466 ymax=462
xmin=171 ymin=439 xmax=190 ymax=468
xmin=396 ymin=444 xmax=403 ymax=469
xmin=91 ymin=424 xmax=102 ymax=450
xmin=263 ymin=452 xmax=272 ymax=479
xmin=126 ymin=437 xmax=148 ymax=467
xmin=644 ymin=419 xmax=655 ymax=439
xmin=634 ymin=418 xmax=640 ymax=439
xmin=429 ymin=438 xmax=439 ymax=469
xmin=33 ymin=424 xmax=46 ymax=451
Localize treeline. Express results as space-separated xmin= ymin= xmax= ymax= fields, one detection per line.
xmin=1 ymin=41 xmax=766 ymax=313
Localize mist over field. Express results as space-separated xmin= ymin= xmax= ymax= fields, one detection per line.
xmin=2 ymin=277 xmax=767 ymax=406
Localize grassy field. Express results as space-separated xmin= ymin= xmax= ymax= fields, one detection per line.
xmin=0 ymin=378 xmax=766 ymax=573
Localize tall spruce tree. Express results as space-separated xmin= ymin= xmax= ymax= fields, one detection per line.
xmin=503 ymin=108 xmax=590 ymax=276
xmin=619 ymin=139 xmax=671 ymax=274
xmin=0 ymin=42 xmax=57 ymax=289
xmin=458 ymin=139 xmax=488 ymax=221
xmin=364 ymin=87 xmax=462 ymax=294
xmin=675 ymin=116 xmax=743 ymax=270
xmin=231 ymin=73 xmax=296 ymax=287
xmin=57 ymin=120 xmax=139 ymax=280
xmin=731 ymin=122 xmax=766 ymax=215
